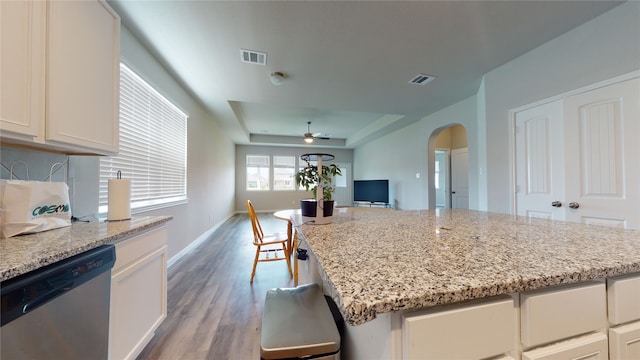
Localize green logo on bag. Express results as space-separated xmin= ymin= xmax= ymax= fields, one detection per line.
xmin=32 ymin=204 xmax=70 ymax=216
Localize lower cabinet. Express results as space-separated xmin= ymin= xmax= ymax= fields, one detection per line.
xmin=522 ymin=332 xmax=609 ymax=360
xmin=109 ymin=226 xmax=168 ymax=360
xmin=401 ymin=296 xmax=516 ymax=359
xmin=398 ymin=277 xmax=640 ymax=359
xmin=520 ymin=281 xmax=607 ymax=350
xmin=608 ymin=273 xmax=640 ymax=360
xmin=609 ymin=322 xmax=640 ymax=359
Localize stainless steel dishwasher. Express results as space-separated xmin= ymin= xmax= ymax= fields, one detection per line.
xmin=1 ymin=244 xmax=116 ymax=359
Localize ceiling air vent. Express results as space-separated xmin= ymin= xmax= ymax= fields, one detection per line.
xmin=409 ymin=74 xmax=436 ymax=86
xmin=240 ymin=49 xmax=267 ymax=65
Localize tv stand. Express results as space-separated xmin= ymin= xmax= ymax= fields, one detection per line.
xmin=353 ymin=201 xmax=391 ymax=208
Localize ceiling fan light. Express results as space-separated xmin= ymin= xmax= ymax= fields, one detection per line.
xmin=304 ymin=137 xmax=314 ymax=143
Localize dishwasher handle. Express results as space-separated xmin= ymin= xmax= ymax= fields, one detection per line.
xmin=22 ymin=282 xmax=74 ymax=314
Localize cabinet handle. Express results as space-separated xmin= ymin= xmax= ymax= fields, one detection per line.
xmin=568 ymin=202 xmax=580 ymax=209
xmin=551 ymin=201 xmax=562 ymax=207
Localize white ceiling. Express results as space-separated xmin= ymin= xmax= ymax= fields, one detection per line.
xmin=108 ymin=0 xmax=622 ymax=148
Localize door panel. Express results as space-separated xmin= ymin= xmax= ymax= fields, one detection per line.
xmin=564 ymin=78 xmax=640 ymax=229
xmin=451 ymin=148 xmax=469 ymax=209
xmin=515 ymin=100 xmax=565 ymax=221
xmin=515 ymin=78 xmax=640 ymax=229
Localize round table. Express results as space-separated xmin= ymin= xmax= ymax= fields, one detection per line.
xmin=273 ymin=209 xmax=301 ymax=284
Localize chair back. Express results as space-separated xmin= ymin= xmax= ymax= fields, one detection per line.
xmin=246 ymin=200 xmax=264 ymax=244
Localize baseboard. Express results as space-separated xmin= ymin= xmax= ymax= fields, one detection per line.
xmin=167 ymin=213 xmax=234 ymax=268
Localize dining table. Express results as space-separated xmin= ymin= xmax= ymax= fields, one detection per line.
xmin=273 ymin=208 xmax=302 ymax=284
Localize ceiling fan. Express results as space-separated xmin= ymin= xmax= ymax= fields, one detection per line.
xmin=303 ymin=121 xmax=330 ymax=143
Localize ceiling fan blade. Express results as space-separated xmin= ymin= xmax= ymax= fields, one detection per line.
xmin=315 ymin=136 xmax=331 ymax=140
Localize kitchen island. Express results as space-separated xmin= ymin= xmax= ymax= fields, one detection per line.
xmin=292 ymin=208 xmax=640 ymax=359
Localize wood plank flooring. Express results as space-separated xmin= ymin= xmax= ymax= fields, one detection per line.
xmin=136 ymin=213 xmax=296 ymax=360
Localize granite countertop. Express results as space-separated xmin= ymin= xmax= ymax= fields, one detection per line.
xmin=0 ymin=216 xmax=172 ymax=282
xmin=292 ymin=208 xmax=640 ymax=326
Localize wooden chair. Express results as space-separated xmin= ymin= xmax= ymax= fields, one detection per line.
xmin=246 ymin=200 xmax=293 ymax=283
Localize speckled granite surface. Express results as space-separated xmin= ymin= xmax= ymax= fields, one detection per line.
xmin=292 ymin=208 xmax=640 ymax=326
xmin=0 ymin=216 xmax=172 ymax=282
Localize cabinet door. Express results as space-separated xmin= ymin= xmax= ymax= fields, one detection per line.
xmin=522 ymin=332 xmax=608 ymax=360
xmin=520 ymin=282 xmax=606 ymax=349
xmin=610 ymin=321 xmax=640 ymax=360
xmin=110 ymin=246 xmax=167 ymax=360
xmin=0 ymin=0 xmax=44 ymax=139
xmin=46 ymin=0 xmax=120 ymax=154
xmin=608 ymin=274 xmax=640 ymax=325
xmin=402 ymin=296 xmax=515 ymax=360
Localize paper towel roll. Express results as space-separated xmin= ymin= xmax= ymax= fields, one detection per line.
xmin=108 ymin=178 xmax=131 ymax=221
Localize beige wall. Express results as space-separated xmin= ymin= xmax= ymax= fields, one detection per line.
xmin=116 ymin=26 xmax=237 ymax=260
xmin=434 ymin=125 xmax=467 ymax=150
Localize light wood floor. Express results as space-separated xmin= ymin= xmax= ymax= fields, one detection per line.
xmin=136 ymin=213 xmax=296 ymax=360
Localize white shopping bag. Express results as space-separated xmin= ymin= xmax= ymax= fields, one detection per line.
xmin=0 ymin=162 xmax=72 ymax=238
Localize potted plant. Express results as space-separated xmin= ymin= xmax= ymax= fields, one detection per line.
xmin=295 ymin=162 xmax=342 ymax=218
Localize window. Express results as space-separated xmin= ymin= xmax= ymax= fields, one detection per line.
xmin=273 ymin=156 xmax=296 ymax=190
xmin=247 ymin=155 xmax=270 ymax=190
xmin=335 ymin=166 xmax=347 ymax=188
xmin=99 ymin=63 xmax=188 ymax=214
xmin=435 ymin=160 xmax=440 ymax=189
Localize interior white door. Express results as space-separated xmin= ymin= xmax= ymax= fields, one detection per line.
xmin=563 ymin=78 xmax=640 ymax=229
xmin=451 ymin=148 xmax=469 ymax=209
xmin=514 ymin=77 xmax=640 ymax=229
xmin=515 ymin=100 xmax=565 ymax=220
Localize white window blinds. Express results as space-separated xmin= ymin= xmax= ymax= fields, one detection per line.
xmin=99 ymin=63 xmax=188 ymax=213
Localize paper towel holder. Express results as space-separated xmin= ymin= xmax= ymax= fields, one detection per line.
xmin=107 ymin=170 xmax=132 ymax=222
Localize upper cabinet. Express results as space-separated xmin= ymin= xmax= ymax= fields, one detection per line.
xmin=1 ymin=0 xmax=120 ymax=155
xmin=0 ymin=1 xmax=45 ymax=139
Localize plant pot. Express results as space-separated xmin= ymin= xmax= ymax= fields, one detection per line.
xmin=300 ymin=199 xmax=334 ymax=218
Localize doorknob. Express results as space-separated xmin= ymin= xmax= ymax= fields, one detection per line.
xmin=568 ymin=202 xmax=580 ymax=209
xmin=451 ymin=191 xmax=456 ymax=194
xmin=551 ymin=201 xmax=562 ymax=207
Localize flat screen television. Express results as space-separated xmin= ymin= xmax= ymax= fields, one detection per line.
xmin=353 ymin=179 xmax=389 ymax=203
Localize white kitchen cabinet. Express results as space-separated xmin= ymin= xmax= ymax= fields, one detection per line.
xmin=607 ymin=274 xmax=640 ymax=326
xmin=0 ymin=0 xmax=120 ymax=155
xmin=608 ymin=274 xmax=640 ymax=359
xmin=520 ymin=281 xmax=607 ymax=349
xmin=0 ymin=0 xmax=45 ymax=139
xmin=522 ymin=332 xmax=609 ymax=360
xmin=401 ymin=296 xmax=516 ymax=359
xmin=609 ymin=321 xmax=640 ymax=360
xmin=109 ymin=226 xmax=167 ymax=360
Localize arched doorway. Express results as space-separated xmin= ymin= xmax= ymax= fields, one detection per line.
xmin=428 ymin=124 xmax=469 ymax=209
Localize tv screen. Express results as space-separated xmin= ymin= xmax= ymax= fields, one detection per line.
xmin=353 ymin=180 xmax=389 ymax=203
